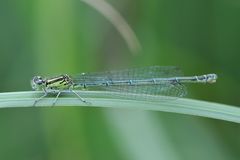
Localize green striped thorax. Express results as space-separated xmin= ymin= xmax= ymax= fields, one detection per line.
xmin=31 ymin=74 xmax=74 ymax=91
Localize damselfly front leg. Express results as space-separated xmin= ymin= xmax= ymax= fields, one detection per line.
xmin=33 ymin=90 xmax=48 ymax=106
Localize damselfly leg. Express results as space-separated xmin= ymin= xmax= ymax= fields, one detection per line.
xmin=33 ymin=90 xmax=89 ymax=106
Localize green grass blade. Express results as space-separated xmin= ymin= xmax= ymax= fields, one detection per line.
xmin=0 ymin=91 xmax=239 ymax=123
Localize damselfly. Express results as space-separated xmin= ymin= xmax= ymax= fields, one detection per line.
xmin=31 ymin=66 xmax=217 ymax=106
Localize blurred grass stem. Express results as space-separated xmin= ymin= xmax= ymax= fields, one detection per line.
xmin=81 ymin=0 xmax=142 ymax=53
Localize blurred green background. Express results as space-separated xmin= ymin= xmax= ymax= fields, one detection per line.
xmin=0 ymin=0 xmax=240 ymax=159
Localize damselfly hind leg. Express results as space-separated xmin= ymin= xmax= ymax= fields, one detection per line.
xmin=70 ymin=89 xmax=91 ymax=105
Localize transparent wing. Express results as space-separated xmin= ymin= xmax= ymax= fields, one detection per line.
xmin=101 ymin=82 xmax=187 ymax=101
xmin=73 ymin=66 xmax=183 ymax=80
xmin=72 ymin=66 xmax=187 ymax=101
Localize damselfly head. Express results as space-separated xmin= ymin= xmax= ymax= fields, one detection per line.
xmin=31 ymin=76 xmax=45 ymax=90
xmin=206 ymin=74 xmax=218 ymax=83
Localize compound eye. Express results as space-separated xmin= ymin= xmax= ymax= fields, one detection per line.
xmin=33 ymin=76 xmax=44 ymax=85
